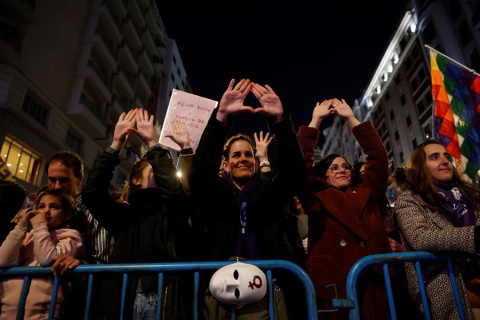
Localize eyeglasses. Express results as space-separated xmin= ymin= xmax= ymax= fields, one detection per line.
xmin=328 ymin=163 xmax=352 ymax=174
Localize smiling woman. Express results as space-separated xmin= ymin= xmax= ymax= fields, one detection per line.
xmin=393 ymin=140 xmax=480 ymax=320
xmin=297 ymin=98 xmax=396 ymax=319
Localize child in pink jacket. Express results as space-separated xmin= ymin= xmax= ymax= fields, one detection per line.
xmin=0 ymin=188 xmax=84 ymax=320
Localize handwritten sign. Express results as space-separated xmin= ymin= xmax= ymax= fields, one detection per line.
xmin=159 ymin=89 xmax=218 ymax=151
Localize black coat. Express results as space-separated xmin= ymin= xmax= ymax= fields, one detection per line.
xmin=81 ymin=146 xmax=190 ymax=319
xmin=188 ymin=112 xmax=306 ymax=266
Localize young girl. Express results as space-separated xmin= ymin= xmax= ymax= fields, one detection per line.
xmin=0 ymin=189 xmax=84 ymax=320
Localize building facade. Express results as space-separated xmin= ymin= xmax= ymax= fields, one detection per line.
xmin=0 ymin=0 xmax=189 ymax=192
xmin=320 ymin=0 xmax=480 ymax=202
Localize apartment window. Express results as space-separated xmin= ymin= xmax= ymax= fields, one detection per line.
xmin=395 ymin=75 xmax=401 ymax=85
xmin=386 ymin=141 xmax=391 ymax=152
xmin=418 ymin=67 xmax=426 ymax=80
xmin=406 ymin=115 xmax=412 ymax=127
xmin=170 ymin=73 xmax=175 ymax=82
xmin=423 ymin=124 xmax=432 ymax=139
xmin=385 ymin=91 xmax=390 ymax=101
xmin=412 ymin=137 xmax=417 ymax=149
xmin=470 ymin=49 xmax=480 ymax=71
xmin=395 ymin=130 xmax=400 ymax=141
xmin=400 ymin=151 xmax=405 ymax=163
xmin=1 ymin=136 xmax=41 ymax=184
xmin=417 ymin=99 xmax=426 ymax=114
xmin=423 ymin=21 xmax=437 ymax=45
xmin=390 ymin=111 xmax=395 ymax=121
xmin=22 ymin=94 xmax=47 ymax=125
xmin=66 ymin=130 xmax=81 ymax=153
xmin=425 ymin=89 xmax=433 ymax=105
xmin=401 ymin=94 xmax=407 ymax=106
xmin=410 ymin=77 xmax=418 ymax=92
xmin=449 ymin=0 xmax=462 ymax=21
xmin=459 ymin=20 xmax=471 ymax=48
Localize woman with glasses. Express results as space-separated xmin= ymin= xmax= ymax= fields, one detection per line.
xmin=298 ymin=98 xmax=392 ymax=319
xmin=393 ymin=140 xmax=480 ymax=320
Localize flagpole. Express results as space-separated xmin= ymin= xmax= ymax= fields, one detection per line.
xmin=425 ymin=44 xmax=480 ymax=76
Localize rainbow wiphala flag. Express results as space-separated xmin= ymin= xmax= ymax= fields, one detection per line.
xmin=430 ymin=49 xmax=480 ymax=182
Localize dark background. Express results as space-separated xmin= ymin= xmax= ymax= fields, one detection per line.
xmin=157 ymin=1 xmax=409 ymax=141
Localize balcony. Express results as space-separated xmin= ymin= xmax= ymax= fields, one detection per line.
xmin=105 ymin=0 xmax=126 ymax=25
xmin=67 ymin=95 xmax=107 ymax=139
xmin=118 ymin=42 xmax=138 ymax=74
xmin=113 ymin=68 xmax=134 ymax=100
xmin=94 ymin=35 xmax=117 ymax=71
xmin=86 ymin=60 xmax=112 ymax=103
xmin=137 ymin=49 xmax=154 ymax=77
xmin=98 ymin=7 xmax=122 ymax=46
xmin=122 ymin=17 xmax=142 ymax=52
xmin=141 ymin=28 xmax=156 ymax=58
xmin=126 ymin=0 xmax=145 ymax=32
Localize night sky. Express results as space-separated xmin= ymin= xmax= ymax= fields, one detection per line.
xmin=156 ymin=1 xmax=409 ymax=139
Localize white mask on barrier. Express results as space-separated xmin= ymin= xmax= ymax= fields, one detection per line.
xmin=209 ymin=261 xmax=267 ymax=304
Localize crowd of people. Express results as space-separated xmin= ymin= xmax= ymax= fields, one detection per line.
xmin=0 ymin=78 xmax=479 ymax=320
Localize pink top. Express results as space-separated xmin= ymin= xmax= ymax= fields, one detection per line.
xmin=0 ymin=220 xmax=84 ymax=319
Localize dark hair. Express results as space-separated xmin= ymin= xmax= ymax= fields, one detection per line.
xmin=314 ymin=154 xmax=350 ymax=179
xmin=45 ymin=151 xmax=84 ymax=178
xmin=35 ymin=188 xmax=76 ymax=220
xmin=120 ymin=158 xmax=151 ymax=202
xmin=222 ymin=134 xmax=256 ymax=160
xmin=352 ymin=161 xmax=367 ymax=184
xmin=0 ymin=181 xmax=27 ymax=221
xmin=403 ymin=140 xmax=480 ymax=210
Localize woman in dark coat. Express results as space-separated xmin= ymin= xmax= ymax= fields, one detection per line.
xmin=82 ymin=108 xmax=192 ymax=320
xmin=298 ymin=98 xmax=391 ymax=319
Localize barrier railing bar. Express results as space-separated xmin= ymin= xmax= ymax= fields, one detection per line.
xmin=120 ymin=273 xmax=128 ymax=320
xmin=48 ymin=276 xmax=60 ymax=320
xmin=346 ymin=252 xmax=469 ymax=320
xmin=267 ymin=270 xmax=274 ymax=320
xmin=17 ymin=275 xmax=31 ymax=320
xmin=414 ymin=260 xmax=431 ymax=320
xmin=157 ymin=272 xmax=164 ymax=320
xmin=1 ymin=260 xmax=318 ymax=320
xmin=194 ymin=271 xmax=200 ymax=320
xmin=447 ymin=260 xmax=466 ymax=320
xmin=382 ymin=263 xmax=396 ymax=320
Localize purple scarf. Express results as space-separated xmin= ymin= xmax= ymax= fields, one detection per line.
xmin=222 ymin=170 xmax=263 ymax=259
xmin=436 ymin=182 xmax=476 ymax=227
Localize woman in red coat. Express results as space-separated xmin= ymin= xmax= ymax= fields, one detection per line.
xmin=298 ymin=98 xmax=392 ymax=319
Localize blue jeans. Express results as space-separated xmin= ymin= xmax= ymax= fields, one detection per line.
xmin=133 ymin=292 xmax=158 ymax=320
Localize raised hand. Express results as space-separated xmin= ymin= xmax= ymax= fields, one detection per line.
xmin=254 ymin=131 xmax=273 ymax=162
xmin=129 ymin=108 xmax=157 ymax=148
xmin=309 ymin=99 xmax=335 ymax=129
xmin=164 ymin=120 xmax=191 ymax=150
xmin=216 ymin=79 xmax=255 ymax=124
xmin=331 ymin=98 xmax=360 ymax=128
xmin=251 ymin=83 xmax=284 ymax=123
xmin=111 ymin=108 xmax=137 ymax=150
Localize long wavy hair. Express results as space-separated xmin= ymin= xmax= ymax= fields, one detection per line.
xmin=119 ymin=158 xmax=151 ymax=202
xmin=402 ymin=140 xmax=480 ymax=210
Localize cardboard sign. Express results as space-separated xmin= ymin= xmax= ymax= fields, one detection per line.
xmin=159 ymin=89 xmax=218 ymax=151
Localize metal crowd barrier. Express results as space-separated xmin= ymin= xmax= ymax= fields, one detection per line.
xmin=0 ymin=260 xmax=318 ymax=320
xmin=333 ymin=251 xmax=469 ymax=320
